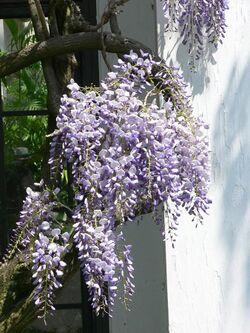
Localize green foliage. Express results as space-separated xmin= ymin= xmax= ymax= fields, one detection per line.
xmin=4 ymin=116 xmax=47 ymax=179
xmin=2 ymin=65 xmax=47 ymax=111
xmin=2 ymin=19 xmax=47 ymax=110
xmin=2 ymin=19 xmax=48 ymax=179
xmin=4 ymin=19 xmax=36 ymax=50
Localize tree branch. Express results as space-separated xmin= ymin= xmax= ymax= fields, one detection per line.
xmin=28 ymin=0 xmax=61 ymax=116
xmin=28 ymin=0 xmax=49 ymax=40
xmin=0 ymin=32 xmax=154 ymax=78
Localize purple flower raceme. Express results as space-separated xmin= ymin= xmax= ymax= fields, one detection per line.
xmin=162 ymin=0 xmax=229 ymax=63
xmin=32 ymin=227 xmax=69 ymax=321
xmin=48 ymin=50 xmax=211 ymax=315
xmin=2 ymin=181 xmax=70 ymax=322
xmin=2 ymin=51 xmax=211 ymax=320
xmin=73 ymin=209 xmax=122 ymax=314
xmin=4 ymin=181 xmax=57 ymax=261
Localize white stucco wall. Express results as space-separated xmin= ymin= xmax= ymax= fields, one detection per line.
xmin=157 ymin=1 xmax=250 ymax=332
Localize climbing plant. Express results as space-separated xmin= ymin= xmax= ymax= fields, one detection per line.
xmin=0 ymin=0 xmax=228 ymax=331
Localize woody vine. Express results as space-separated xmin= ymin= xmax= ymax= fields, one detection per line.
xmin=0 ymin=0 xmax=228 ymax=331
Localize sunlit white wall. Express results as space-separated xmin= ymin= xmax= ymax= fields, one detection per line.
xmin=156 ymin=1 xmax=250 ymax=332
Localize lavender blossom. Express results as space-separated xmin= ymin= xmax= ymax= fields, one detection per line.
xmin=48 ymin=50 xmax=211 ymax=314
xmin=162 ymin=0 xmax=229 ymax=62
xmin=32 ymin=228 xmax=69 ymax=321
xmin=3 ymin=50 xmax=211 ymax=320
xmin=3 ymin=181 xmax=70 ymax=321
xmin=4 ymin=182 xmax=57 ymax=262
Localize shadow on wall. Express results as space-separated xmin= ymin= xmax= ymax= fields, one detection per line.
xmin=176 ymin=41 xmax=217 ymax=96
xmin=156 ymin=4 xmax=215 ymax=96
xmin=213 ymin=60 xmax=250 ymax=309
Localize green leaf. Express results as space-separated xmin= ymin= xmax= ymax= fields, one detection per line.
xmin=4 ymin=19 xmax=18 ymax=42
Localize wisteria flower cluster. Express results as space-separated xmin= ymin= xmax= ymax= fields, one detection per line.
xmin=5 ymin=183 xmax=56 ymax=261
xmin=4 ymin=182 xmax=69 ymax=321
xmin=3 ymin=51 xmax=211 ymax=321
xmin=32 ymin=224 xmax=69 ymax=320
xmin=162 ymin=0 xmax=229 ymax=62
xmin=47 ymin=50 xmax=211 ymax=315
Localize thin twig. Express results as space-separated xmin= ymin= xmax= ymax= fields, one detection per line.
xmin=101 ymin=24 xmax=112 ymax=71
xmin=110 ymin=12 xmax=126 ymax=60
xmin=96 ymin=0 xmax=131 ymax=29
xmin=110 ymin=13 xmax=122 ymax=36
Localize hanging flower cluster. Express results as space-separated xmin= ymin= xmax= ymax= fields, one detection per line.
xmin=5 ymin=183 xmax=56 ymax=261
xmin=162 ymin=0 xmax=229 ymax=61
xmin=4 ymin=182 xmax=70 ymax=321
xmin=4 ymin=51 xmax=211 ymax=320
xmin=32 ymin=224 xmax=69 ymax=320
xmin=48 ymin=50 xmax=211 ymax=315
